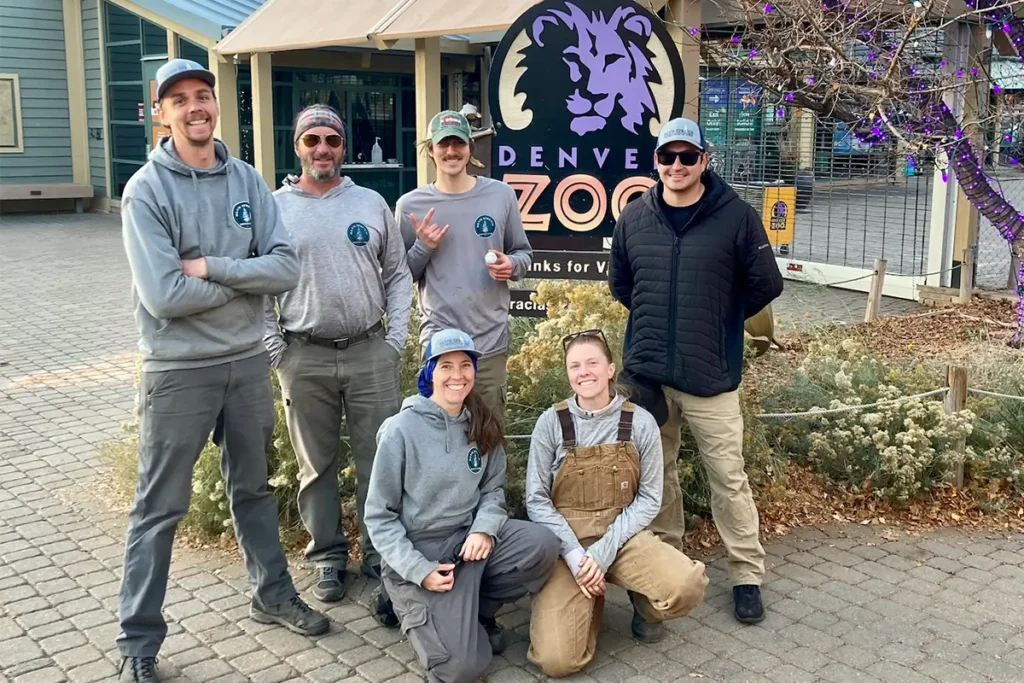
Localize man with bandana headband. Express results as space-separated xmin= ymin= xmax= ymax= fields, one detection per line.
xmin=265 ymin=104 xmax=413 ymax=603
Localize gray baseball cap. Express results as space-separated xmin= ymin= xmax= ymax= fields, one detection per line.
xmin=155 ymin=58 xmax=216 ymax=99
xmin=656 ymin=117 xmax=705 ymax=151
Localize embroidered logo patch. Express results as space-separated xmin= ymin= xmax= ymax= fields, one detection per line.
xmin=474 ymin=215 xmax=496 ymax=239
xmin=232 ymin=202 xmax=253 ymax=230
xmin=467 ymin=447 xmax=483 ymax=474
xmin=347 ymin=222 xmax=370 ymax=246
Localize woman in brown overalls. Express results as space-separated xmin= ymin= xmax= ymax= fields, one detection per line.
xmin=525 ymin=329 xmax=709 ymax=677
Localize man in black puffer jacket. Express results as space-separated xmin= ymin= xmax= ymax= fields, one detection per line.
xmin=609 ymin=118 xmax=783 ymax=624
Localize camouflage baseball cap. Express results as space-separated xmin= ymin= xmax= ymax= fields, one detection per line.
xmin=429 ymin=110 xmax=472 ymax=145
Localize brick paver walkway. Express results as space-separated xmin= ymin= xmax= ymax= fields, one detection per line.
xmin=1 ymin=212 xmax=1021 ymax=683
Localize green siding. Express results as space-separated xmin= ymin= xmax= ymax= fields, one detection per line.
xmin=0 ymin=0 xmax=74 ymax=184
xmin=83 ymin=0 xmax=107 ymax=197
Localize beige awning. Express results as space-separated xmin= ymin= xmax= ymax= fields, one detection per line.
xmin=215 ymin=0 xmax=670 ymax=55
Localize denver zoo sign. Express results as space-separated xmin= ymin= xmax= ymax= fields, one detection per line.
xmin=489 ymin=0 xmax=686 ymax=238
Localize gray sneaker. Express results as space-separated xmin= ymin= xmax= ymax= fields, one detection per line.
xmin=311 ymin=565 xmax=346 ymax=602
xmin=118 ymin=657 xmax=159 ymax=682
xmin=250 ymin=594 xmax=330 ymax=636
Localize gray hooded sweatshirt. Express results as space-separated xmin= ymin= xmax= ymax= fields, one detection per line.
xmin=265 ymin=175 xmax=413 ymax=362
xmin=396 ymin=177 xmax=532 ymax=358
xmin=121 ymin=137 xmax=299 ymax=371
xmin=526 ymin=395 xmax=663 ymax=574
xmin=364 ymin=395 xmax=509 ymax=586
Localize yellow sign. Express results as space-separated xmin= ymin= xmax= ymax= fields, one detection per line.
xmin=761 ymin=186 xmax=795 ymax=250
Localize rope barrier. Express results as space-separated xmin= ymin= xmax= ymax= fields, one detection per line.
xmin=967 ymin=387 xmax=1024 ymax=402
xmin=751 ymin=388 xmax=949 ymax=419
xmin=337 ymin=388 xmax=1021 ymax=441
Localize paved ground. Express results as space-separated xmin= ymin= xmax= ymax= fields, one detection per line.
xmin=1 ymin=212 xmax=1022 ymax=683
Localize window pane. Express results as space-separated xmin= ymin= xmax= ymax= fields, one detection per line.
xmin=112 ymin=161 xmax=144 ymax=198
xmin=110 ymin=123 xmax=147 ymax=162
xmin=178 ymin=39 xmax=208 ymax=68
xmin=105 ymin=2 xmax=140 ymax=43
xmin=108 ymin=84 xmax=145 ymax=121
xmin=348 ymin=90 xmax=396 ymax=164
xmin=239 ymin=127 xmax=254 ymax=166
xmin=142 ymin=20 xmax=167 ymax=55
xmin=275 ymin=129 xmax=298 ymax=180
xmin=238 ymin=82 xmax=253 ymax=127
xmin=108 ymin=43 xmax=142 ymax=82
xmin=273 ymin=85 xmax=294 ymax=127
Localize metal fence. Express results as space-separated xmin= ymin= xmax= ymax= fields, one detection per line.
xmin=976 ymin=167 xmax=1020 ymax=291
xmin=699 ymin=73 xmax=935 ymax=278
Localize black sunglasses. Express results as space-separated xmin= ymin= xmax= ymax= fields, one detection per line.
xmin=300 ymin=133 xmax=343 ymax=149
xmin=562 ymin=329 xmax=608 ymax=353
xmin=657 ymin=150 xmax=704 ymax=167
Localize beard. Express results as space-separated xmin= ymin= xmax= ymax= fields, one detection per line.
xmin=302 ymin=156 xmax=343 ymax=182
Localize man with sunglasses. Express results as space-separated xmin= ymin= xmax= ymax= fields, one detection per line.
xmin=396 ymin=110 xmax=532 ymax=415
xmin=265 ymin=104 xmax=413 ymax=603
xmin=609 ymin=117 xmax=783 ymax=625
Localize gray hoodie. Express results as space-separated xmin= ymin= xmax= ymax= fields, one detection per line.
xmin=265 ymin=175 xmax=413 ymax=362
xmin=121 ymin=137 xmax=299 ymax=371
xmin=526 ymin=395 xmax=663 ymax=574
xmin=364 ymin=395 xmax=509 ymax=586
xmin=396 ymin=177 xmax=532 ymax=358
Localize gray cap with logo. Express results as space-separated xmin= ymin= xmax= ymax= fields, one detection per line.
xmin=656 ymin=117 xmax=705 ymax=151
xmin=155 ymin=58 xmax=216 ymax=100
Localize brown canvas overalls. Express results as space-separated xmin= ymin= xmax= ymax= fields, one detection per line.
xmin=527 ymin=401 xmax=709 ymax=677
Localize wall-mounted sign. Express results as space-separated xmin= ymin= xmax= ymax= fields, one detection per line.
xmin=489 ymin=0 xmax=686 ymax=238
xmin=510 ymin=289 xmax=548 ymax=318
xmin=762 ymin=186 xmax=795 ymax=255
xmin=526 ymin=250 xmax=610 ymax=280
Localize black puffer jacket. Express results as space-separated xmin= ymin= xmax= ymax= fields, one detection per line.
xmin=609 ymin=171 xmax=783 ymax=400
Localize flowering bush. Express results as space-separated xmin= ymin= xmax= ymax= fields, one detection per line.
xmin=760 ymin=336 xmax=1024 ymax=504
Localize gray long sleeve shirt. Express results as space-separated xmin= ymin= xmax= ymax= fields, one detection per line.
xmin=121 ymin=137 xmax=299 ymax=372
xmin=265 ymin=176 xmax=413 ymax=362
xmin=396 ymin=177 xmax=532 ymax=358
xmin=526 ymin=395 xmax=663 ymax=574
xmin=365 ymin=395 xmax=508 ymax=586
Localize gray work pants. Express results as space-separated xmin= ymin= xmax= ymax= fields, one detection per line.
xmin=384 ymin=520 xmax=560 ymax=683
xmin=117 ymin=353 xmax=296 ymax=657
xmin=276 ymin=329 xmax=400 ymax=570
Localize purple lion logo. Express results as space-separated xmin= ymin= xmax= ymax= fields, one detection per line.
xmin=530 ymin=2 xmax=659 ymax=136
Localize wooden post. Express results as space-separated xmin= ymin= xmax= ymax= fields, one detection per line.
xmin=666 ymin=0 xmax=702 ymax=121
xmin=210 ymin=52 xmax=240 ymax=156
xmin=864 ymin=258 xmax=887 ymax=322
xmin=945 ymin=364 xmax=968 ymax=489
xmin=958 ymin=247 xmax=974 ymax=303
xmin=250 ymin=52 xmax=276 ymax=188
xmin=415 ymin=37 xmax=442 ymax=186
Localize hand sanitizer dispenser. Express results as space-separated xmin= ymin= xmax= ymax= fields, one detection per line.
xmin=371 ymin=137 xmax=383 ymax=164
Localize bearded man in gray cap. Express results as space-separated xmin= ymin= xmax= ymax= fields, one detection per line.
xmin=265 ymin=104 xmax=413 ymax=603
xmin=116 ymin=59 xmax=327 ymax=683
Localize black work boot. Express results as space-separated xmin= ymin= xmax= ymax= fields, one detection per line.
xmin=250 ymin=594 xmax=330 ymax=636
xmin=628 ymin=590 xmax=664 ymax=643
xmin=311 ymin=565 xmax=346 ymax=603
xmin=733 ymin=584 xmax=765 ymax=624
xmin=118 ymin=656 xmax=159 ymax=682
xmin=371 ymin=583 xmax=399 ymax=628
xmin=480 ymin=616 xmax=510 ymax=654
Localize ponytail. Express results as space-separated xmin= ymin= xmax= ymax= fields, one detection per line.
xmin=464 ymin=390 xmax=505 ymax=455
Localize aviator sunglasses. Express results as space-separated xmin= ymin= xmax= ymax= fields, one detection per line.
xmin=656 ymin=149 xmax=704 ymax=167
xmin=300 ymin=133 xmax=343 ymax=149
xmin=562 ymin=328 xmax=608 ymax=353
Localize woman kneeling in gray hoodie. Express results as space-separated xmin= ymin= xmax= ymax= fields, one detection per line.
xmin=364 ymin=328 xmax=560 ymax=683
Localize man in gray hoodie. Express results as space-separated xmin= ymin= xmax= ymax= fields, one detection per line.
xmin=116 ymin=59 xmax=327 ymax=683
xmin=265 ymin=104 xmax=413 ymax=602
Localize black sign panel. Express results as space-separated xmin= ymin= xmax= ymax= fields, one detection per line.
xmin=526 ymin=250 xmax=610 ymax=280
xmin=489 ymin=0 xmax=685 ymax=239
xmin=510 ymin=289 xmax=548 ymax=318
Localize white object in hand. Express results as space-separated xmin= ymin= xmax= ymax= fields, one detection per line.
xmin=485 ymin=252 xmax=498 ymax=265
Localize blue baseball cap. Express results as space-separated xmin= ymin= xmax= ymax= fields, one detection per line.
xmin=657 ymin=117 xmax=705 ymax=151
xmin=424 ymin=329 xmax=480 ymax=362
xmin=155 ymin=58 xmax=216 ymax=100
